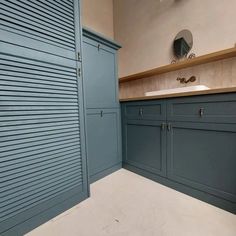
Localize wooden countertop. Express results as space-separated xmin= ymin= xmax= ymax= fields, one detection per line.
xmin=119 ymin=87 xmax=236 ymax=102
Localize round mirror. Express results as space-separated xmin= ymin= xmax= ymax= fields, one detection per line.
xmin=173 ymin=30 xmax=193 ymax=58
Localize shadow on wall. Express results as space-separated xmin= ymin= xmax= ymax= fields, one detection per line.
xmin=154 ymin=0 xmax=188 ymax=15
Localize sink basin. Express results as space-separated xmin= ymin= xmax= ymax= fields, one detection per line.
xmin=145 ymin=85 xmax=210 ymax=96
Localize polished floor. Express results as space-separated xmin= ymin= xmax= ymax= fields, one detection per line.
xmin=26 ymin=169 xmax=236 ymax=236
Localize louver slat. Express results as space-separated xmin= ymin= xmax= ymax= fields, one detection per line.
xmin=0 ymin=0 xmax=75 ymax=50
xmin=0 ymin=1 xmax=74 ymax=33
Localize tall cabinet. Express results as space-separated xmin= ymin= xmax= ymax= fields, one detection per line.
xmin=82 ymin=28 xmax=122 ymax=182
xmin=0 ymin=1 xmax=89 ymax=235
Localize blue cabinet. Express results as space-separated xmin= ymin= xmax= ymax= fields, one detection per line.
xmin=82 ymin=29 xmax=122 ymax=182
xmin=121 ymin=93 xmax=236 ymax=214
xmin=167 ymin=122 xmax=236 ymax=203
xmin=86 ymin=109 xmax=122 ymax=182
xmin=0 ymin=1 xmax=89 ymax=235
xmin=122 ymin=100 xmax=167 ymax=177
xmin=167 ymin=93 xmax=236 ymax=123
xmin=123 ymin=100 xmax=166 ymax=120
xmin=123 ymin=120 xmax=167 ymax=177
xmin=83 ymin=29 xmax=120 ymax=109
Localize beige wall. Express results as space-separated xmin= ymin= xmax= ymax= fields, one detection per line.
xmin=119 ymin=57 xmax=236 ymax=99
xmin=82 ymin=0 xmax=114 ymax=39
xmin=114 ymin=0 xmax=236 ymax=78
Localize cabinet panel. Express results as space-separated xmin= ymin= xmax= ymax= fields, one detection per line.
xmin=167 ymin=93 xmax=236 ymax=123
xmin=86 ymin=109 xmax=121 ymax=177
xmin=123 ymin=120 xmax=167 ymax=177
xmin=123 ymin=100 xmax=166 ymax=120
xmin=83 ymin=38 xmax=118 ymax=108
xmin=167 ymin=122 xmax=236 ymax=202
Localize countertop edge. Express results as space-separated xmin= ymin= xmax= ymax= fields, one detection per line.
xmin=119 ymin=87 xmax=236 ymax=102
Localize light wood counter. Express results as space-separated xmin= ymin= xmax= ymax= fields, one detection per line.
xmin=119 ymin=87 xmax=236 ymax=102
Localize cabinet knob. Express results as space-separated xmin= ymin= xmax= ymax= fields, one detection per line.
xmin=77 ymin=52 xmax=81 ymax=61
xmin=139 ymin=108 xmax=143 ymax=116
xmin=77 ymin=68 xmax=81 ymax=77
xmin=199 ymin=108 xmax=204 ymax=117
xmin=167 ymin=123 xmax=172 ymax=131
xmin=161 ymin=123 xmax=166 ymax=131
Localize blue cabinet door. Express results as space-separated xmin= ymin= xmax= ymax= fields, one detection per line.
xmin=122 ymin=100 xmax=166 ymax=121
xmin=82 ymin=37 xmax=119 ymax=108
xmin=167 ymin=122 xmax=236 ymax=203
xmin=123 ymin=120 xmax=167 ymax=177
xmin=167 ymin=93 xmax=236 ymax=124
xmin=0 ymin=1 xmax=89 ymax=235
xmin=86 ymin=109 xmax=122 ymax=181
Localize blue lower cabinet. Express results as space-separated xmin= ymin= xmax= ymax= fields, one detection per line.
xmin=122 ymin=100 xmax=166 ymax=121
xmin=86 ymin=109 xmax=122 ymax=182
xmin=123 ymin=120 xmax=167 ymax=177
xmin=167 ymin=93 xmax=236 ymax=123
xmin=167 ymin=122 xmax=236 ymax=203
xmin=121 ymin=94 xmax=236 ymax=214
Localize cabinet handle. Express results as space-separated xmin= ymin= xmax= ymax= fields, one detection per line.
xmin=167 ymin=123 xmax=171 ymax=131
xmin=139 ymin=108 xmax=143 ymax=116
xmin=161 ymin=123 xmax=166 ymax=131
xmin=100 ymin=110 xmax=103 ymax=117
xmin=98 ymin=44 xmax=101 ymax=51
xmin=77 ymin=68 xmax=81 ymax=78
xmin=77 ymin=52 xmax=81 ymax=61
xmin=199 ymin=108 xmax=204 ymax=117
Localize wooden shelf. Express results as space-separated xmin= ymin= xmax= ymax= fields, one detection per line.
xmin=119 ymin=47 xmax=236 ymax=83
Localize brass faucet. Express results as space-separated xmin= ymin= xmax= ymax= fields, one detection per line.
xmin=177 ymin=76 xmax=196 ymax=84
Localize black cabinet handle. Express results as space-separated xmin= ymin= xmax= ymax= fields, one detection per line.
xmin=100 ymin=110 xmax=103 ymax=117
xmin=199 ymin=108 xmax=204 ymax=117
xmin=167 ymin=123 xmax=171 ymax=131
xmin=161 ymin=123 xmax=166 ymax=131
xmin=139 ymin=108 xmax=143 ymax=116
xmin=77 ymin=52 xmax=81 ymax=61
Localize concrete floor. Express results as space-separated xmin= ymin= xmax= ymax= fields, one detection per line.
xmin=26 ymin=169 xmax=236 ymax=236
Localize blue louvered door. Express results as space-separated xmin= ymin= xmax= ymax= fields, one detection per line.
xmin=0 ymin=1 xmax=89 ymax=235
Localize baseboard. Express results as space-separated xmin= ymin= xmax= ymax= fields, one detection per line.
xmin=123 ymin=163 xmax=236 ymax=215
xmin=90 ymin=162 xmax=122 ymax=183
